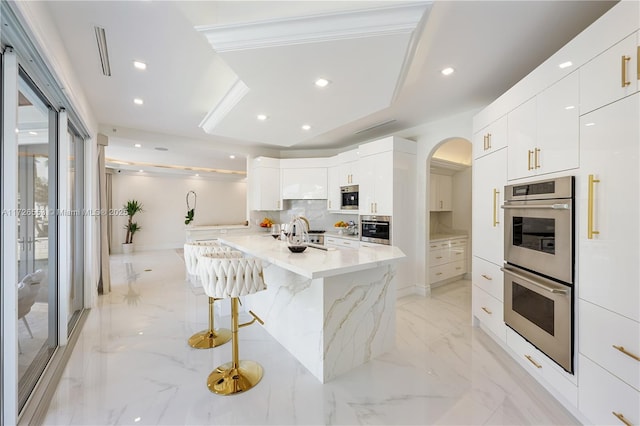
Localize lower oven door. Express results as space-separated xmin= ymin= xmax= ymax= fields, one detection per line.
xmin=503 ymin=264 xmax=573 ymax=373
xmin=503 ymin=198 xmax=573 ymax=284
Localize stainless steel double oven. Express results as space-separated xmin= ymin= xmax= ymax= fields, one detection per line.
xmin=502 ymin=176 xmax=574 ymax=373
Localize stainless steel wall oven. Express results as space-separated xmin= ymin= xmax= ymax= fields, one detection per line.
xmin=502 ymin=176 xmax=575 ymax=373
xmin=360 ymin=215 xmax=391 ymax=245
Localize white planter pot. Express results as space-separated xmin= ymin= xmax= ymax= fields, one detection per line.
xmin=122 ymin=243 xmax=134 ymax=254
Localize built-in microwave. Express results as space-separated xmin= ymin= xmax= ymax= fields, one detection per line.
xmin=341 ymin=185 xmax=359 ymax=210
xmin=360 ymin=215 xmax=391 ymax=245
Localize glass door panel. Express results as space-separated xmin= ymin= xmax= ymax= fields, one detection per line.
xmin=16 ymin=73 xmax=57 ymax=409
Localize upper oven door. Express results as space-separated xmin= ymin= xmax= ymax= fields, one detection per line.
xmin=503 ymin=198 xmax=573 ymax=284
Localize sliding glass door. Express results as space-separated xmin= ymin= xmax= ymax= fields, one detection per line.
xmin=16 ymin=72 xmax=58 ymax=409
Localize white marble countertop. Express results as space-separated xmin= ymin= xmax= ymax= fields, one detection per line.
xmin=218 ymin=234 xmax=405 ymax=279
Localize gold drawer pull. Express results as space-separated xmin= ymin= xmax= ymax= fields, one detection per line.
xmin=481 ymin=274 xmax=492 ymax=280
xmin=613 ymin=345 xmax=640 ymax=362
xmin=436 ymin=272 xmax=443 ymax=276
xmin=525 ymin=354 xmax=542 ymax=369
xmin=612 ymin=411 xmax=632 ymax=426
xmin=455 ymin=267 xmax=462 ymax=270
xmin=430 ymin=245 xmax=437 ymax=248
xmin=622 ymin=55 xmax=631 ymax=87
xmin=436 ymin=256 xmax=443 ymax=259
xmin=481 ymin=307 xmax=492 ymax=315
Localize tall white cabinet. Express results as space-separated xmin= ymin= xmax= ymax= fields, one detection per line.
xmin=471 ymin=2 xmax=639 ymax=423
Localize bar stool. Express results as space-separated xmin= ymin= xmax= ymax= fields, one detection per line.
xmin=184 ymin=242 xmax=233 ymax=349
xmin=198 ymin=251 xmax=267 ymax=395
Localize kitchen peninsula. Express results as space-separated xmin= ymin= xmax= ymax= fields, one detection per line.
xmin=217 ymin=234 xmax=405 ymax=383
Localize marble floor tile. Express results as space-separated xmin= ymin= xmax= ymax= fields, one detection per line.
xmin=42 ymin=250 xmax=579 ymax=425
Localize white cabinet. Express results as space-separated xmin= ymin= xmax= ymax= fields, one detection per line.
xmin=359 ymin=150 xmax=393 ymax=215
xmin=327 ymin=165 xmax=341 ymax=211
xmin=472 ymin=148 xmax=506 ymax=266
xmin=507 ymin=72 xmax=579 ymax=181
xmin=281 ymin=167 xmax=327 ymax=200
xmin=473 ymin=115 xmax=507 ymax=160
xmin=472 ymin=284 xmax=505 ymax=343
xmin=579 ymin=300 xmax=639 ymax=391
xmin=250 ymin=157 xmax=282 ymax=211
xmin=506 ymin=328 xmax=577 ymax=406
xmin=429 ymin=237 xmax=467 ymax=283
xmin=580 ymin=31 xmax=639 ymax=115
xmin=337 ymin=149 xmax=359 ymax=186
xmin=429 ymin=174 xmax=452 ymax=211
xmin=578 ymin=93 xmax=639 ymax=322
xmin=579 ymin=355 xmax=639 ymax=426
xmin=472 ymin=256 xmax=503 ymax=302
xmin=324 ymin=235 xmax=359 ymax=249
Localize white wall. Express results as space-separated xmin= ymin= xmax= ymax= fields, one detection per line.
xmin=400 ymin=108 xmax=478 ymax=295
xmin=111 ymin=173 xmax=247 ymax=252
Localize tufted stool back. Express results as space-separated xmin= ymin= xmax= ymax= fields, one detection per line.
xmin=198 ymin=251 xmax=266 ymax=299
xmin=184 ymin=241 xmax=230 ymax=279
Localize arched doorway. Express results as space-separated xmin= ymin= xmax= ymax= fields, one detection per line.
xmin=426 ymin=137 xmax=472 ymax=296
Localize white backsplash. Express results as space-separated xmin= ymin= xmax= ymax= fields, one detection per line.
xmin=250 ymin=200 xmax=359 ymax=232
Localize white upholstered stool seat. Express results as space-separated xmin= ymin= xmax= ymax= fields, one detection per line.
xmin=183 ymin=242 xmax=233 ymax=349
xmin=197 ymin=251 xmax=267 ymax=395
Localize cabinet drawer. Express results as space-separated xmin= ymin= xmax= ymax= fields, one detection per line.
xmin=579 ymin=355 xmax=639 ymax=426
xmin=325 ymin=237 xmax=359 ymax=249
xmin=579 ymin=299 xmax=640 ymax=390
xmin=472 ymin=286 xmax=505 ymax=342
xmin=450 ymin=260 xmax=466 ymax=276
xmin=429 ymin=248 xmax=449 ymax=266
xmin=429 ymin=264 xmax=449 ymax=282
xmin=472 ymin=256 xmax=503 ymax=301
xmin=506 ymin=328 xmax=577 ymax=404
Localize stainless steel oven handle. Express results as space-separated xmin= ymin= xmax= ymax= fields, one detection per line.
xmin=501 ymin=203 xmax=570 ymax=210
xmin=501 ymin=266 xmax=568 ymax=294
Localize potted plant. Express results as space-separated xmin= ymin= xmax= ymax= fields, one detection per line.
xmin=123 ymin=199 xmax=143 ymax=253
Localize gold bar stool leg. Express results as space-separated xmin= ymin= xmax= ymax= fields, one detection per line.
xmin=188 ymin=297 xmax=231 ymax=349
xmin=207 ymin=297 xmax=263 ymax=395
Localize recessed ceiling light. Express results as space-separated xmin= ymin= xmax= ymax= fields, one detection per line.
xmin=154 ymin=147 xmax=168 ymax=151
xmin=134 ymin=143 xmax=142 ymax=148
xmin=585 ymin=122 xmax=595 ymax=127
xmin=139 ymin=169 xmax=144 ymax=173
xmin=565 ymin=105 xmax=575 ymax=110
xmin=441 ymin=67 xmax=455 ymax=76
xmin=302 ymin=124 xmax=311 ymax=131
xmin=559 ymin=61 xmax=573 ymax=69
xmin=133 ymin=61 xmax=147 ymax=70
xmin=29 ymin=131 xmax=38 ymax=136
xmin=315 ymin=78 xmax=330 ymax=87
xmin=229 ymin=154 xmax=236 ymax=159
xmin=134 ymin=98 xmax=144 ymax=105
xmin=195 ymin=173 xmax=200 ymax=177
xmin=257 ymin=114 xmax=268 ymax=121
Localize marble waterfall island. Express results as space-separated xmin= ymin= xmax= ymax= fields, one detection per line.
xmin=217 ymin=234 xmax=405 ymax=383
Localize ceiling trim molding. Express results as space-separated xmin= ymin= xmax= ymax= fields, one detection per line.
xmin=199 ymin=78 xmax=249 ymax=134
xmin=196 ymin=2 xmax=431 ymax=53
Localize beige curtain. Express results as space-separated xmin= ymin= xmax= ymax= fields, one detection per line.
xmin=97 ymin=133 xmax=111 ymax=294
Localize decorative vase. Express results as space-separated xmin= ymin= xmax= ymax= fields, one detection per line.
xmin=287 ymin=216 xmax=309 ymax=253
xmin=122 ymin=243 xmax=134 ymax=254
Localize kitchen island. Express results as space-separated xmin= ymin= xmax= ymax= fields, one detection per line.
xmin=217 ymin=234 xmax=405 ymax=382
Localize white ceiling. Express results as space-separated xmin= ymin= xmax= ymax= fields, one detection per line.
xmin=40 ymin=0 xmax=617 ymax=174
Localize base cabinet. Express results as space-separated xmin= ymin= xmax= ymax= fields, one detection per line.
xmin=472 ymin=285 xmax=505 ymax=343
xmin=579 ymin=355 xmax=639 ymax=426
xmin=429 ymin=237 xmax=467 ymax=283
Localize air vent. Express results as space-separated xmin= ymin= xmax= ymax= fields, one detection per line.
xmin=354 ymin=119 xmax=396 ymax=135
xmin=94 ymin=26 xmax=111 ymax=76
xmin=154 ymin=147 xmax=169 ymax=151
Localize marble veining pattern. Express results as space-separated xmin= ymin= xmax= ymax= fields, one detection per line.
xmin=42 ymin=250 xmax=580 ymax=425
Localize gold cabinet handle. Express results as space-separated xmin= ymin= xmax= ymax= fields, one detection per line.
xmin=525 ymin=354 xmax=542 ymax=369
xmin=588 ymin=174 xmax=600 ymax=239
xmin=436 ymin=256 xmax=443 ymax=259
xmin=622 ymin=55 xmax=631 ymax=87
xmin=436 ymin=272 xmax=443 ymax=276
xmin=612 ymin=345 xmax=640 ymax=362
xmin=481 ymin=306 xmax=492 ymax=315
xmin=483 ymin=135 xmax=488 ymax=150
xmin=637 ymin=46 xmax=640 ymax=80
xmin=455 ymin=266 xmax=462 ymax=270
xmin=487 ymin=133 xmax=492 ymax=150
xmin=481 ymin=274 xmax=492 ymax=280
xmin=492 ymin=188 xmax=500 ymax=227
xmin=535 ymin=147 xmax=541 ymax=169
xmin=612 ymin=411 xmax=632 ymax=426
xmin=527 ymin=150 xmax=533 ymax=170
